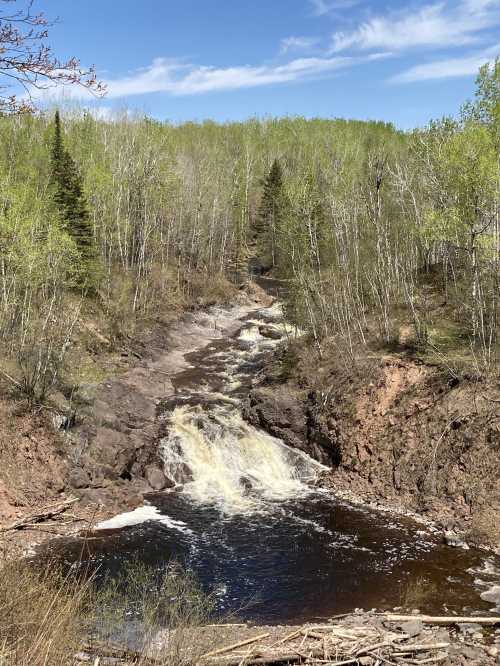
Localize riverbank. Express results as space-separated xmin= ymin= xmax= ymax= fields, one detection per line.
xmin=80 ymin=610 xmax=500 ymax=665
xmin=2 ymin=287 xmax=500 ymax=666
xmin=244 ymin=336 xmax=500 ymax=553
xmin=0 ymin=282 xmax=272 ymax=558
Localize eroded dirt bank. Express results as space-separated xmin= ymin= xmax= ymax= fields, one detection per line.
xmin=0 ymin=284 xmax=272 ymax=557
xmin=244 ymin=341 xmax=500 ymax=551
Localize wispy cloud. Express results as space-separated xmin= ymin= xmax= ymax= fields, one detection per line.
xmin=310 ymin=0 xmax=362 ymax=16
xmin=331 ymin=0 xmax=500 ymax=52
xmin=280 ymin=36 xmax=320 ymax=54
xmin=103 ymin=55 xmax=363 ymax=98
xmin=28 ymin=50 xmax=392 ymax=105
xmin=31 ymin=54 xmax=369 ymax=102
xmin=391 ymin=43 xmax=500 ymax=82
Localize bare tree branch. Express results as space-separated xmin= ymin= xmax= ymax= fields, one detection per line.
xmin=0 ymin=0 xmax=106 ymax=113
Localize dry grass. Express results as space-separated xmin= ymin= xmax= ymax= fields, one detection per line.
xmin=0 ymin=558 xmax=220 ymax=666
xmin=0 ymin=560 xmax=92 ymax=666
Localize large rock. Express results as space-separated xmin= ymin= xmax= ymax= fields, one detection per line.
xmin=244 ymin=386 xmax=341 ymax=466
xmin=398 ymin=619 xmax=423 ymax=637
xmin=68 ymin=467 xmax=91 ymax=489
xmin=145 ymin=465 xmax=170 ymax=491
xmin=258 ymin=325 xmax=282 ymax=340
xmin=244 ymin=386 xmax=308 ymax=451
xmin=480 ymin=585 xmax=500 ymax=605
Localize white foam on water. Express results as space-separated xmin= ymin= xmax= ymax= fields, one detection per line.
xmin=96 ymin=504 xmax=191 ymax=533
xmin=480 ymin=585 xmax=500 ymax=608
xmin=469 ymin=558 xmax=500 ymax=611
xmin=160 ymin=405 xmax=323 ymax=514
xmin=238 ymin=325 xmax=263 ymax=342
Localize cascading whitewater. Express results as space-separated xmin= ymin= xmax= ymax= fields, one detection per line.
xmin=159 ymin=405 xmax=320 ymax=513
xmin=93 ymin=294 xmax=500 ymax=620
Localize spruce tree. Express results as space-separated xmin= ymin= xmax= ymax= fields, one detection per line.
xmin=253 ymin=158 xmax=286 ymax=272
xmin=50 ymin=110 xmax=95 ymax=286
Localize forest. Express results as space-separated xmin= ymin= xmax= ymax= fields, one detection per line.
xmin=0 ymin=0 xmax=499 ymax=660
xmin=0 ymin=59 xmax=498 ymax=406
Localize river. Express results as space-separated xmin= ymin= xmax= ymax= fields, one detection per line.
xmin=55 ymin=289 xmax=500 ymax=624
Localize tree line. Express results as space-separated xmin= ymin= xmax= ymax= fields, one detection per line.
xmin=0 ymin=59 xmax=498 ymax=402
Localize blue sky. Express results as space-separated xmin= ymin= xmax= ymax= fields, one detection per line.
xmin=38 ymin=0 xmax=500 ymax=128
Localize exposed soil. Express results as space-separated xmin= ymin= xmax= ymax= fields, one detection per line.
xmin=244 ymin=340 xmax=500 ymax=551
xmin=0 ymin=283 xmax=272 ymax=558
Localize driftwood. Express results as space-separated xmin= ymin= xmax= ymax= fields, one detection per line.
xmin=386 ymin=614 xmax=500 ymax=626
xmin=82 ymin=641 xmax=161 ymax=665
xmin=80 ymin=613 xmax=485 ymax=666
xmin=201 ymin=633 xmax=271 ymax=659
xmin=207 ymin=646 xmax=332 ymax=666
xmin=0 ymin=497 xmax=78 ymax=533
xmin=392 ymin=642 xmax=450 ymax=654
xmin=200 ymin=624 xmax=443 ymax=666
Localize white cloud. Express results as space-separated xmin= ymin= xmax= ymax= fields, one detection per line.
xmin=280 ymin=36 xmax=319 ymax=54
xmin=331 ymin=0 xmax=500 ymax=52
xmin=103 ymin=55 xmax=360 ymax=98
xmin=28 ymin=51 xmax=390 ymax=104
xmin=391 ymin=44 xmax=500 ymax=82
xmin=310 ymin=0 xmax=362 ymax=15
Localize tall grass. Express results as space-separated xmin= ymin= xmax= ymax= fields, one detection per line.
xmin=0 ymin=558 xmax=219 ymax=665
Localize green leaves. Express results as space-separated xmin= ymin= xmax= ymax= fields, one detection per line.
xmin=0 ymin=179 xmax=79 ymax=290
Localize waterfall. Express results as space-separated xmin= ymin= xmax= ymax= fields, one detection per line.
xmin=160 ymin=405 xmax=321 ymax=514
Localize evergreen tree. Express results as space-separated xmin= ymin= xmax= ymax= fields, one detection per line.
xmin=252 ymin=158 xmax=287 ymax=272
xmin=50 ymin=111 xmax=96 ymax=286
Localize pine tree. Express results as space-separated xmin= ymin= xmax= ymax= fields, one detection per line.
xmin=252 ymin=158 xmax=286 ymax=272
xmin=50 ymin=110 xmax=96 ymax=286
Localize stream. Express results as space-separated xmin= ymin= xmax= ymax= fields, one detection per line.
xmin=56 ymin=285 xmax=500 ymax=624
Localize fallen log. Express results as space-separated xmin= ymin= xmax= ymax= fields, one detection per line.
xmin=392 ymin=642 xmax=450 ymax=654
xmin=385 ymin=614 xmax=500 ymax=626
xmin=206 ymin=647 xmax=352 ymax=666
xmin=405 ymin=655 xmax=448 ymax=665
xmin=275 ymin=629 xmax=302 ymax=645
xmin=300 ymin=629 xmax=325 ymax=641
xmin=82 ymin=641 xmax=160 ymax=665
xmin=201 ymin=633 xmax=271 ymax=659
xmin=0 ymin=497 xmax=78 ymax=532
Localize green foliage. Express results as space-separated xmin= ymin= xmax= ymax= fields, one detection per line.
xmin=463 ymin=57 xmax=500 ymax=147
xmin=0 ymin=58 xmax=498 ymax=385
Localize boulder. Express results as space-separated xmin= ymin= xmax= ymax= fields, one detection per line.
xmin=244 ymin=386 xmax=308 ymax=450
xmin=480 ymin=585 xmax=500 ymax=605
xmin=258 ymin=325 xmax=282 ymax=340
xmin=398 ymin=619 xmax=423 ymax=637
xmin=244 ymin=386 xmax=342 ymax=466
xmin=145 ymin=465 xmax=169 ymax=491
xmin=68 ymin=467 xmax=91 ymax=489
